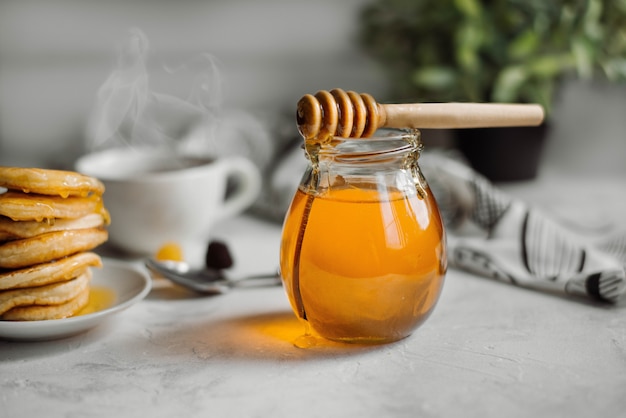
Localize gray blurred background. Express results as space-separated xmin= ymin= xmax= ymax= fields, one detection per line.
xmin=0 ymin=0 xmax=386 ymax=168
xmin=0 ymin=0 xmax=625 ymax=180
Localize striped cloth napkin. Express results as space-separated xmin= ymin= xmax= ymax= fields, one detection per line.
xmin=421 ymin=152 xmax=626 ymax=303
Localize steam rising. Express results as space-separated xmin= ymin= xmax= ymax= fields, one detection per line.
xmin=87 ymin=28 xmax=223 ymax=155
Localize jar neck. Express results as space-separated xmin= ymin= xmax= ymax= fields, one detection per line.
xmin=305 ymin=129 xmax=423 ymax=170
xmin=301 ymin=129 xmax=427 ymax=198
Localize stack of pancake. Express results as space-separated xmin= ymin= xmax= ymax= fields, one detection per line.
xmin=0 ymin=167 xmax=109 ymax=320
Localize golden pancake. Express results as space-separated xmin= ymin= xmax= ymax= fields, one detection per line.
xmin=0 ymin=213 xmax=106 ymax=242
xmin=0 ymin=252 xmax=102 ymax=290
xmin=1 ymin=286 xmax=90 ymax=321
xmin=0 ymin=191 xmax=108 ymax=222
xmin=0 ymin=270 xmax=90 ymax=316
xmin=0 ymin=228 xmax=108 ymax=269
xmin=0 ymin=166 xmax=104 ymax=197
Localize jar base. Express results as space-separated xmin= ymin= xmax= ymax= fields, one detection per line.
xmin=292 ymin=319 xmax=412 ymax=348
xmin=324 ymin=334 xmax=410 ymax=345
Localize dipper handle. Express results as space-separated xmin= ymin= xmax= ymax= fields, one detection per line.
xmin=296 ymin=89 xmax=545 ymax=141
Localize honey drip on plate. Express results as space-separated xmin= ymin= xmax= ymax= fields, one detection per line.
xmin=76 ymin=286 xmax=116 ymax=316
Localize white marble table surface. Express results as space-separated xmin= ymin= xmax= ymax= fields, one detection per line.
xmin=1 ymin=171 xmax=625 ymax=418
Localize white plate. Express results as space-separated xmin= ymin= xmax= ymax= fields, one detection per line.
xmin=0 ymin=260 xmax=151 ymax=341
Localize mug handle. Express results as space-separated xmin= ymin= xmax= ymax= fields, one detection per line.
xmin=217 ymin=156 xmax=262 ymax=219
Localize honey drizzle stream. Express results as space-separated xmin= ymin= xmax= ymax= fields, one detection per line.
xmin=292 ymin=193 xmax=313 ymax=320
xmin=291 ymin=143 xmax=321 ymax=321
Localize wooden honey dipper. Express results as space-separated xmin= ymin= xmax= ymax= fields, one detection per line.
xmin=297 ymin=88 xmax=545 ymax=141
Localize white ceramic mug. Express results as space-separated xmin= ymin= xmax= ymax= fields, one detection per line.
xmin=76 ymin=147 xmax=261 ymax=266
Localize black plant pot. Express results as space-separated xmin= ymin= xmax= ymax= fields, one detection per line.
xmin=454 ymin=124 xmax=549 ymax=182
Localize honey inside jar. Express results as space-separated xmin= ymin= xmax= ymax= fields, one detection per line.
xmin=279 ymin=130 xmax=447 ymax=344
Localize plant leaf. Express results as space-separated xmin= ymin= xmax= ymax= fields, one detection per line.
xmin=455 ymin=22 xmax=483 ymax=71
xmin=454 ymin=0 xmax=481 ymax=18
xmin=411 ymin=67 xmax=457 ymax=90
xmin=571 ymin=36 xmax=595 ymax=79
xmin=492 ymin=66 xmax=527 ymax=102
xmin=508 ymin=30 xmax=539 ymax=60
xmin=602 ymin=58 xmax=626 ymax=80
xmin=528 ymin=54 xmax=575 ymax=78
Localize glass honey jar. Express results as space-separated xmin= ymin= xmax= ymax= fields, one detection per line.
xmin=279 ymin=129 xmax=447 ymax=344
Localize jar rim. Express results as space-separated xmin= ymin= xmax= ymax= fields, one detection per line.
xmin=316 ymin=129 xmax=421 ymax=161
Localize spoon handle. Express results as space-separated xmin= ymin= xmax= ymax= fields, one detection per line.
xmin=229 ymin=274 xmax=282 ymax=288
xmin=144 ymin=257 xmax=281 ymax=295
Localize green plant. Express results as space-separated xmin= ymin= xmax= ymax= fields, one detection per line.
xmin=358 ymin=0 xmax=626 ymax=116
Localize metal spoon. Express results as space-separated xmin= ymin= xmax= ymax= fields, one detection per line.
xmin=145 ymin=257 xmax=282 ymax=295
